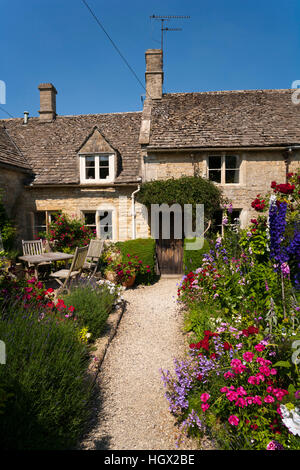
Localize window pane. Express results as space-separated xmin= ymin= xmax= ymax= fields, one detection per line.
xmin=99 ymin=155 xmax=109 ymax=166
xmin=208 ymin=156 xmax=222 ymax=169
xmin=100 ymin=167 xmax=110 ymax=179
xmin=231 ymin=210 xmax=241 ymax=224
xmin=225 ymin=169 xmax=239 ymax=184
xmin=225 ymin=155 xmax=238 ymax=169
xmin=211 ymin=210 xmax=223 ymax=234
xmin=85 ymin=156 xmax=95 ymax=167
xmin=86 ymin=167 xmax=95 ymax=179
xmin=84 ymin=212 xmax=96 ymax=226
xmin=209 ymin=169 xmax=221 ymax=183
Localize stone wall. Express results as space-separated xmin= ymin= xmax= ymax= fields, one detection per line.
xmin=142 ymin=149 xmax=300 ymax=227
xmin=0 ymin=167 xmax=27 ymax=219
xmin=18 ymin=185 xmax=149 ymax=242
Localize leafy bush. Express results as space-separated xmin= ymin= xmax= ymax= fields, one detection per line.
xmin=0 ymin=305 xmax=92 ymax=450
xmin=115 ymin=238 xmax=157 ymax=284
xmin=136 ymin=176 xmax=223 ymax=225
xmin=183 ymin=238 xmax=210 ymax=273
xmin=62 ymin=279 xmax=119 ymax=339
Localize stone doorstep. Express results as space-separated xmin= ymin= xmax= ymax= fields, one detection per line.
xmin=160 ymin=274 xmax=183 ymax=279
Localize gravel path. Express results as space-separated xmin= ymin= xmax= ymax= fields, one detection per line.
xmin=79 ymin=278 xmax=201 ymax=451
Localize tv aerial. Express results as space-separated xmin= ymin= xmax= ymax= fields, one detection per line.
xmin=150 ymin=15 xmax=190 ymax=52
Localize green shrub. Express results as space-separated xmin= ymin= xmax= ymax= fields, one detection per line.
xmin=116 ymin=238 xmax=157 ymax=284
xmin=62 ymin=282 xmax=117 ymax=339
xmin=0 ymin=306 xmax=92 ymax=450
xmin=183 ymin=238 xmax=210 ymax=273
xmin=136 ymin=176 xmax=223 ymax=224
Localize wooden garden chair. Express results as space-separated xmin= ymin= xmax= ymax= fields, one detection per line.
xmin=83 ymin=239 xmax=104 ymax=278
xmin=22 ymin=239 xmax=52 ymax=276
xmin=50 ymin=245 xmax=89 ymax=294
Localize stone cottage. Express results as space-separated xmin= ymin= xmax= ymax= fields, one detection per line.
xmin=0 ymin=49 xmax=300 ymax=270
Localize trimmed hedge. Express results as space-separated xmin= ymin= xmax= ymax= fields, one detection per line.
xmin=115 ymin=238 xmax=157 ymax=284
xmin=183 ymin=238 xmax=210 ymax=273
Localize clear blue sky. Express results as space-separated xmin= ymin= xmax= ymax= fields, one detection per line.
xmin=1 ymin=0 xmax=299 ymax=118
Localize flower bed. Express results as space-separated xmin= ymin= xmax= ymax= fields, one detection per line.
xmin=0 ymin=269 xmax=120 ymax=449
xmin=162 ymin=170 xmax=300 ymax=450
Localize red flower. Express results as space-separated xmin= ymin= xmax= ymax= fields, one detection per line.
xmin=223 ymin=342 xmax=232 ymax=351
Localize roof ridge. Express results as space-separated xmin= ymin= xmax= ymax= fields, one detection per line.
xmin=164 ymin=88 xmax=293 ymax=97
xmin=0 ymin=110 xmax=142 ymax=122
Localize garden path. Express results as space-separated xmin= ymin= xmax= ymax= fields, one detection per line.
xmin=79 ymin=278 xmax=205 ymax=450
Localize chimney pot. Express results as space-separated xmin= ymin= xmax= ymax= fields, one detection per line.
xmin=145 ymin=49 xmax=163 ymax=100
xmin=38 ymin=83 xmax=57 ymax=121
xmin=23 ymin=111 xmax=29 ymax=124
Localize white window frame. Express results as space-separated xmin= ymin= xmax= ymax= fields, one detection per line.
xmin=205 ymin=154 xmax=241 ymax=185
xmin=79 ymin=153 xmax=116 ymax=184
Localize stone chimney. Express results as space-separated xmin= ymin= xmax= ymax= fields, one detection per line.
xmin=145 ymin=49 xmax=163 ymax=100
xmin=38 ymin=83 xmax=57 ymax=121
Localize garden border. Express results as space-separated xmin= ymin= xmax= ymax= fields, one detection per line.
xmin=88 ymin=299 xmax=127 ymax=380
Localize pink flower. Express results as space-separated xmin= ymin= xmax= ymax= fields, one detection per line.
xmin=201 ymin=403 xmax=209 ymax=412
xmin=264 ymin=395 xmax=275 ymax=403
xmin=248 ymin=375 xmax=260 ymax=385
xmin=255 ymin=344 xmax=265 ymax=352
xmin=243 ymin=351 xmax=254 ymax=362
xmin=200 ymin=393 xmax=210 ymax=402
xmin=259 ymin=366 xmax=271 ymax=377
xmin=246 ymin=396 xmax=255 ymax=405
xmin=220 ymin=387 xmax=228 ymax=393
xmin=226 ymin=391 xmax=239 ymax=402
xmin=228 ymin=415 xmax=239 ymax=426
xmin=224 ymin=371 xmax=235 ymax=379
xmin=235 ymin=397 xmax=247 ymax=408
xmin=253 ymin=395 xmax=262 ymax=405
xmin=236 ymin=386 xmax=247 ymax=396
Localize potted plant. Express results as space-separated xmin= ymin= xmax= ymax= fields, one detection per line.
xmin=114 ymin=254 xmax=143 ymax=288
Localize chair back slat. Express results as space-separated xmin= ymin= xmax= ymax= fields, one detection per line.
xmin=22 ymin=239 xmax=43 ymax=256
xmin=87 ymin=239 xmax=104 ymax=259
xmin=70 ymin=246 xmax=89 ymax=273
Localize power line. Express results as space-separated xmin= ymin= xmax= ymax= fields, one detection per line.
xmin=0 ymin=105 xmax=14 ymax=119
xmin=81 ymin=0 xmax=151 ymax=98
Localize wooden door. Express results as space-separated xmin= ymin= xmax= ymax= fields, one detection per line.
xmin=155 ymin=212 xmax=184 ymax=275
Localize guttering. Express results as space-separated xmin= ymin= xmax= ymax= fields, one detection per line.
xmin=144 ymin=145 xmax=300 ymax=153
xmin=131 ymin=184 xmax=141 ymax=240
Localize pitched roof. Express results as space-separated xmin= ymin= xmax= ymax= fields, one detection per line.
xmin=3 ymin=111 xmax=142 ymax=185
xmin=148 ymin=89 xmax=300 ymax=149
xmin=0 ymin=125 xmax=31 ymax=171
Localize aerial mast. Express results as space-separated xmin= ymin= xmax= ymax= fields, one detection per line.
xmin=150 ymin=15 xmax=190 ymax=52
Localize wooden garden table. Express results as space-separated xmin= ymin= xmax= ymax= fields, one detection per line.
xmin=19 ymin=252 xmax=74 ymax=279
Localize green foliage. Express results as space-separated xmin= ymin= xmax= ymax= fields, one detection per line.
xmin=115 ymin=238 xmax=157 ymax=284
xmin=0 ymin=190 xmax=16 ymax=252
xmin=62 ymin=282 xmax=117 ymax=339
xmin=183 ymin=238 xmax=210 ymax=273
xmin=0 ymin=305 xmax=92 ymax=450
xmin=136 ymin=176 xmax=223 ymax=223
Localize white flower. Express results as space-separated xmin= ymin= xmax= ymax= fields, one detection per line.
xmin=280 ymin=405 xmax=300 ymax=436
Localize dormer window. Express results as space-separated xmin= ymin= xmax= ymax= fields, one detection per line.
xmin=80 ymin=153 xmax=115 ymax=183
